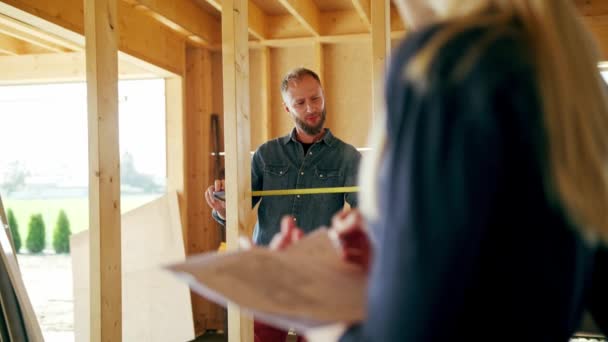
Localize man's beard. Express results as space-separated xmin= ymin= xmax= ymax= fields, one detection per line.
xmin=293 ymin=108 xmax=326 ymax=136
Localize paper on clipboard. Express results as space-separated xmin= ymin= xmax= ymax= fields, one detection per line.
xmin=166 ymin=229 xmax=367 ymax=332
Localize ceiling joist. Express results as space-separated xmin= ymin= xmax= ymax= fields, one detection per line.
xmin=122 ymin=0 xmax=221 ymax=45
xmin=202 ymin=0 xmax=268 ymax=40
xmin=277 ymin=0 xmax=321 ymax=36
xmin=351 ymin=0 xmax=371 ymax=30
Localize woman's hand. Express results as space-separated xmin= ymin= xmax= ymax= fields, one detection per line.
xmin=331 ymin=209 xmax=373 ymax=274
xmin=268 ymin=215 xmax=305 ymax=251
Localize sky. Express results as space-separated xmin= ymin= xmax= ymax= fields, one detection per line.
xmin=0 ymin=79 xmax=166 ymax=187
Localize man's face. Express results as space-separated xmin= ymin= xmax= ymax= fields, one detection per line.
xmin=282 ymin=75 xmax=326 ymax=136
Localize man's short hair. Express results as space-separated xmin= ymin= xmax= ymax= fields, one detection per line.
xmin=280 ymin=68 xmax=322 ymax=95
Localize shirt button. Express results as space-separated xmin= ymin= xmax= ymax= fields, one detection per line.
xmin=279 ymin=171 xmax=283 ymax=175
xmin=309 ymin=152 xmax=313 ymax=155
xmin=293 ymin=217 xmax=297 ymax=222
xmin=320 ymin=174 xmax=324 ymax=178
xmin=297 ymin=195 xmax=301 ymax=198
xmin=300 ymin=172 xmax=304 ymax=175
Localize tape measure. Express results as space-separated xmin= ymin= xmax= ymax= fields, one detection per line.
xmin=213 ymin=186 xmax=358 ymax=201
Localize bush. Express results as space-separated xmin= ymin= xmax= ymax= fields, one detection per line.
xmin=52 ymin=210 xmax=71 ymax=254
xmin=6 ymin=209 xmax=21 ymax=253
xmin=26 ymin=214 xmax=45 ymax=253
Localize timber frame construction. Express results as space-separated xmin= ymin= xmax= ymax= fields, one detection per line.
xmin=0 ymin=0 xmax=606 ymax=341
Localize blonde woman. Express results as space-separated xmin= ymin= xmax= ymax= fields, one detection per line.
xmin=272 ymin=0 xmax=608 ymax=340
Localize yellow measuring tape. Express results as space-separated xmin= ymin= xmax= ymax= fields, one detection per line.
xmin=251 ymin=186 xmax=358 ymax=197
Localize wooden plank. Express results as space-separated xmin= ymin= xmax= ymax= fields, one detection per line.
xmin=267 ymin=10 xmax=369 ymax=39
xmin=1 ymin=0 xmax=186 ymax=75
xmin=371 ymin=0 xmax=390 ymax=119
xmin=314 ymin=40 xmax=324 ymax=84
xmin=184 ymin=45 xmax=224 ymax=333
xmin=277 ymin=0 xmax=321 ymax=36
xmin=165 ymin=76 xmax=187 ymax=244
xmin=202 ymin=0 xmax=267 ymax=40
xmin=72 ymin=193 xmax=195 ymax=342
xmin=260 ymin=46 xmax=272 ymax=140
xmin=0 ymin=52 xmax=160 ymax=85
xmin=85 ymin=0 xmax=121 ymax=341
xmin=0 ymin=13 xmax=73 ymax=52
xmin=123 ymin=0 xmax=220 ymax=45
xmin=222 ymin=0 xmax=254 ymax=340
xmin=351 ymin=0 xmax=371 ymax=29
xmin=0 ymin=32 xmax=51 ymax=54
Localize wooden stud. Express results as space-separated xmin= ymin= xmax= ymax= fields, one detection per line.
xmin=261 ymin=46 xmax=272 ymax=140
xmin=371 ymin=0 xmax=390 ymax=120
xmin=85 ymin=0 xmax=121 ymax=341
xmin=351 ymin=0 xmax=371 ymax=30
xmin=222 ymin=0 xmax=254 ymax=340
xmin=314 ymin=40 xmax=324 ymax=85
xmin=277 ymin=0 xmax=321 ymax=36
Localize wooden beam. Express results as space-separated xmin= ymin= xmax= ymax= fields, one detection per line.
xmin=0 ymin=14 xmax=72 ymax=52
xmin=277 ymin=0 xmax=321 ymax=36
xmin=85 ymin=0 xmax=121 ymax=342
xmin=1 ymin=0 xmax=186 ymax=75
xmin=246 ymin=31 xmax=405 ymax=48
xmin=123 ymin=0 xmax=220 ymax=45
xmin=222 ymin=0 xmax=254 ymax=340
xmin=261 ymin=46 xmax=272 ymax=140
xmin=0 ymin=33 xmax=65 ymax=55
xmin=268 ymin=10 xmax=369 ymax=39
xmin=314 ymin=41 xmax=324 ymax=85
xmin=184 ymin=45 xmax=224 ymax=334
xmin=202 ymin=0 xmax=267 ymax=40
xmin=0 ymin=52 xmax=159 ymax=85
xmin=371 ymin=0 xmax=390 ymax=119
xmin=351 ymin=0 xmax=371 ymax=30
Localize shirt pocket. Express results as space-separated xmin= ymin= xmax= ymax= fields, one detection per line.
xmin=314 ymin=167 xmax=342 ymax=187
xmin=263 ymin=164 xmax=290 ymax=189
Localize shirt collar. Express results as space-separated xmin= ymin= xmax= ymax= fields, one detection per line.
xmin=280 ymin=128 xmax=335 ymax=147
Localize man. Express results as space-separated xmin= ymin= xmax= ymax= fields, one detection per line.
xmin=204 ymin=67 xmax=360 ymax=341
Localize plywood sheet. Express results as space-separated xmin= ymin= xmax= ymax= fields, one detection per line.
xmin=71 ymin=192 xmax=195 ymax=342
xmin=323 ymin=41 xmax=372 ymax=148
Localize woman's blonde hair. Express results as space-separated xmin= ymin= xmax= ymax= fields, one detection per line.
xmin=360 ymin=0 xmax=608 ymax=242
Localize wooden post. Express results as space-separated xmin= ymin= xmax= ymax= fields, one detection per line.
xmin=222 ymin=0 xmax=254 ymax=341
xmin=165 ymin=75 xmax=188 ymax=244
xmin=85 ymin=0 xmax=121 ymax=341
xmin=314 ymin=40 xmax=324 ymax=85
xmin=184 ymin=45 xmax=223 ymax=333
xmin=371 ymin=0 xmax=390 ymax=119
xmin=260 ymin=46 xmax=272 ymax=140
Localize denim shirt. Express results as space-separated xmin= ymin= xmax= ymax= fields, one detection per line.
xmin=214 ymin=128 xmax=360 ymax=246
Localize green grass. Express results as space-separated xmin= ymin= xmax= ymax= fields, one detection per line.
xmin=4 ymin=194 xmax=161 ymax=252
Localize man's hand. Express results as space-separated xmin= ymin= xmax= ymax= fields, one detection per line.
xmin=332 ymin=209 xmax=372 ymax=274
xmin=204 ymin=179 xmax=226 ymax=219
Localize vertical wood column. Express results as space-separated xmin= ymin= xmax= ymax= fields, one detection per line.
xmin=165 ymin=76 xmax=187 ymax=243
xmin=184 ymin=45 xmax=223 ymax=333
xmin=85 ymin=0 xmax=121 ymax=341
xmin=314 ymin=40 xmax=324 ymax=85
xmin=371 ymin=0 xmax=390 ymax=119
xmin=260 ymin=46 xmax=272 ymax=140
xmin=222 ymin=0 xmax=254 ymax=341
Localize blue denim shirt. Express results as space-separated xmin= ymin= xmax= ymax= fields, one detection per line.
xmin=214 ymin=128 xmax=360 ymax=246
